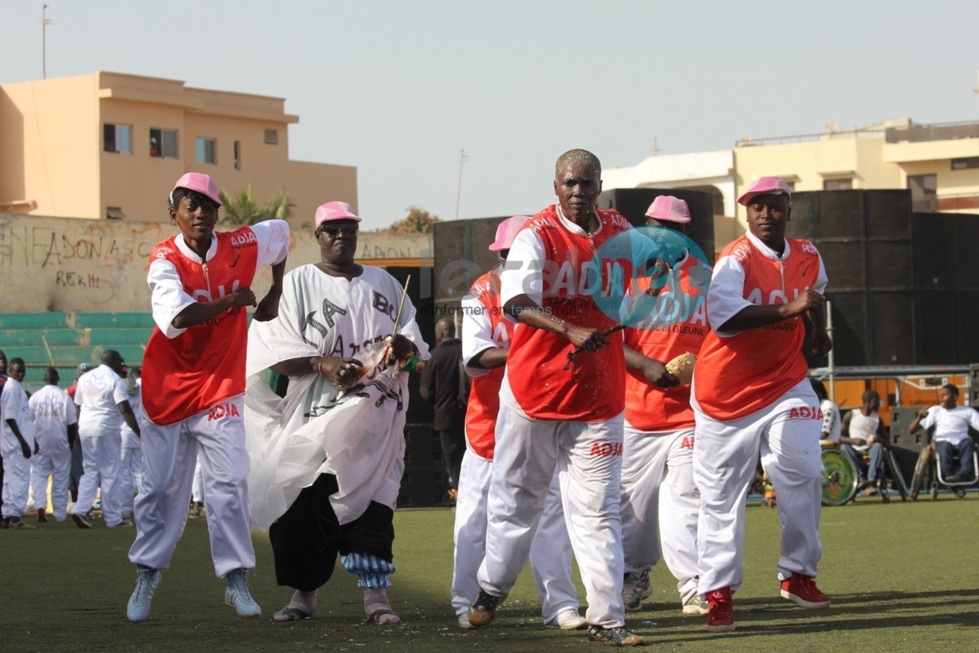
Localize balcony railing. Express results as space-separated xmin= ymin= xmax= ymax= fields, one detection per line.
xmin=885 ymin=121 xmax=979 ymax=144
xmin=912 ymin=193 xmax=979 ymax=213
xmin=735 ymin=129 xmax=885 ymax=147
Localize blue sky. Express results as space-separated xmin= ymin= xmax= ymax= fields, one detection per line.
xmin=4 ymin=0 xmax=979 ymax=230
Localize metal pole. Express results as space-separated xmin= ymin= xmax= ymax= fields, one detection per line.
xmin=42 ymin=5 xmax=51 ymax=79
xmin=454 ymin=148 xmax=469 ymax=221
xmin=826 ymin=299 xmax=835 ymax=401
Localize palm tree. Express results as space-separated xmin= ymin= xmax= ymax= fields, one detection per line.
xmin=219 ymin=186 xmax=294 ymax=225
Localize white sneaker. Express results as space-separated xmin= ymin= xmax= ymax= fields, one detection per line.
xmin=622 ymin=573 xmax=643 ymax=612
xmin=682 ymin=595 xmax=708 ymax=615
xmin=127 ymin=566 xmax=162 ymax=622
xmin=225 ymin=569 xmax=262 ymax=617
xmin=457 ymin=613 xmax=473 ymax=629
xmin=545 ymin=608 xmax=587 ymax=630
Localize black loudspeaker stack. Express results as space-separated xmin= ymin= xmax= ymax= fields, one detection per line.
xmin=788 ymin=190 xmax=979 ymax=367
xmin=596 ymin=188 xmax=716 ymax=262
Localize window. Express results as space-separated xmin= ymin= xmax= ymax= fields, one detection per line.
xmin=103 ymin=123 xmax=132 ymax=154
xmin=106 ymin=207 xmax=127 ymax=220
xmin=908 ymin=174 xmax=937 ymax=212
xmin=234 ymin=140 xmax=241 ymax=170
xmin=149 ymin=128 xmax=178 ymax=158
xmin=196 ymin=137 xmax=217 ymax=165
xmin=951 ymin=157 xmax=979 ymax=171
xmin=264 ymin=128 xmax=279 ymax=145
xmin=823 ymin=178 xmax=853 ymax=191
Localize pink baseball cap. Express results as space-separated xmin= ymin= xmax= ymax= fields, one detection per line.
xmin=488 ymin=216 xmax=531 ymax=251
xmin=171 ymin=172 xmax=222 ymax=207
xmin=737 ymin=176 xmax=793 ymax=206
xmin=645 ymin=195 xmax=691 ymax=224
xmin=314 ymin=201 xmax=362 ymax=228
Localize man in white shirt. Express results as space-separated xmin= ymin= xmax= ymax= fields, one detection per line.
xmin=2 ymin=357 xmax=35 ymax=530
xmin=909 ymin=384 xmax=978 ymax=483
xmin=72 ymin=350 xmax=141 ymax=529
xmin=29 ymin=367 xmax=78 ymax=522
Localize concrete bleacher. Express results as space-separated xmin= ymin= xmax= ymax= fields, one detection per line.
xmin=0 ymin=312 xmax=153 ymax=388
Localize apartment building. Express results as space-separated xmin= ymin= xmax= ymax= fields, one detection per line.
xmin=0 ymin=71 xmax=356 ymax=224
xmin=604 ymin=118 xmax=979 ymax=245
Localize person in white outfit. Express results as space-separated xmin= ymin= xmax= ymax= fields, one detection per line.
xmin=71 ymin=350 xmax=140 ymax=529
xmin=118 ymin=367 xmax=144 ymax=520
xmin=909 ymin=384 xmax=979 ymax=484
xmin=620 ymin=196 xmax=711 ymax=617
xmin=2 ymin=358 xmax=36 ymax=530
xmin=468 ymin=150 xmax=643 ymax=647
xmin=29 ymin=368 xmax=78 ymax=523
xmin=453 ymin=215 xmax=585 ymax=631
xmin=126 ymin=172 xmax=289 ymax=623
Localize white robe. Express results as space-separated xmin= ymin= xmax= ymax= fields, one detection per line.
xmin=245 ymin=264 xmax=430 ymax=530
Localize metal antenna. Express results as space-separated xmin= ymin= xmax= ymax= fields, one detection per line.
xmin=454 ymin=148 xmax=470 ymax=220
xmin=42 ymin=4 xmax=52 ymax=79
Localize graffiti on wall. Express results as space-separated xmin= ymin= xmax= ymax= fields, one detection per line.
xmin=0 ymin=214 xmax=432 ymax=312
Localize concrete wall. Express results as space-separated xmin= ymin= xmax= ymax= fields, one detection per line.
xmin=0 ymin=213 xmax=431 ymax=313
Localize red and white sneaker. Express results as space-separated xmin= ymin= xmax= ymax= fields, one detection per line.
xmin=780 ymin=573 xmax=831 ymax=609
xmin=705 ymin=587 xmax=735 ymax=632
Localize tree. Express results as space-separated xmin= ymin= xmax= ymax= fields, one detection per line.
xmin=219 ymin=186 xmax=294 ymax=226
xmin=385 ymin=206 xmax=441 ymax=233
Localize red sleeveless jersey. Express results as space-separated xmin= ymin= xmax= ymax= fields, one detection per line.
xmin=464 ymin=268 xmax=512 ymax=460
xmin=624 ymin=254 xmax=709 ymax=431
xmin=694 ymin=236 xmax=821 ymax=421
xmin=142 ymin=229 xmax=259 ymax=425
xmin=506 ymin=206 xmax=630 ymax=422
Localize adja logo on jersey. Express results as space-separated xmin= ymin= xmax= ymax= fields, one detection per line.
xmin=230 ymin=231 xmax=257 ymax=248
xmin=788 ymin=405 xmax=823 ymax=420
xmin=208 ymin=402 xmax=241 ymax=421
xmin=589 ymin=442 xmax=623 ymax=457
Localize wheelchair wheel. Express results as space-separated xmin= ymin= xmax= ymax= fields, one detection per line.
xmin=909 ymin=448 xmax=931 ymax=501
xmin=884 ymin=449 xmax=909 ymax=501
xmin=930 ymin=483 xmax=939 ymax=501
xmin=821 ymin=448 xmax=859 ymax=506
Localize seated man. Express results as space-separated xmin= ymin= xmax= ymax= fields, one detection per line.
xmin=840 ymin=390 xmax=887 ymax=493
xmin=909 ymin=384 xmax=978 ymax=484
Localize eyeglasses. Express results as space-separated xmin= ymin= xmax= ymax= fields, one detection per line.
xmin=318 ymin=224 xmax=359 ymax=238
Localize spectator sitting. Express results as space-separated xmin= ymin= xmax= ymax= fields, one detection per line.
xmin=840 ymin=390 xmax=888 ymax=494
xmin=908 ymin=384 xmax=978 ymax=484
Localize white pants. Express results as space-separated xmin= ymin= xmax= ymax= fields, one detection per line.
xmin=119 ymin=441 xmax=143 ymax=517
xmin=30 ymin=450 xmax=72 ymax=520
xmin=452 ymin=449 xmax=579 ymax=621
xmin=128 ymin=396 xmax=255 ymax=578
xmin=191 ymin=455 xmax=204 ymax=503
xmin=74 ymin=432 xmax=123 ymax=526
xmin=2 ymin=451 xmax=31 ymax=519
xmin=693 ymin=378 xmax=824 ymax=596
xmin=478 ymin=404 xmax=626 ymax=628
xmin=620 ymin=426 xmax=700 ymax=604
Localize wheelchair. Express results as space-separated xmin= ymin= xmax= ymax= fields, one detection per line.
xmin=820 ymin=442 xmax=908 ymax=506
xmin=909 ymin=441 xmax=978 ymax=500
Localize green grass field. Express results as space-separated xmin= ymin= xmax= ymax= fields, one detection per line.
xmin=2 ymin=495 xmax=978 ymax=653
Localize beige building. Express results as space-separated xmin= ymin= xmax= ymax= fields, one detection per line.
xmin=606 ymin=118 xmax=979 ymax=246
xmin=0 ymin=71 xmax=356 ymax=225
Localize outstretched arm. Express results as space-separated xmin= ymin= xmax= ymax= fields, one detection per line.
xmin=254 ymin=258 xmax=287 ymax=322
